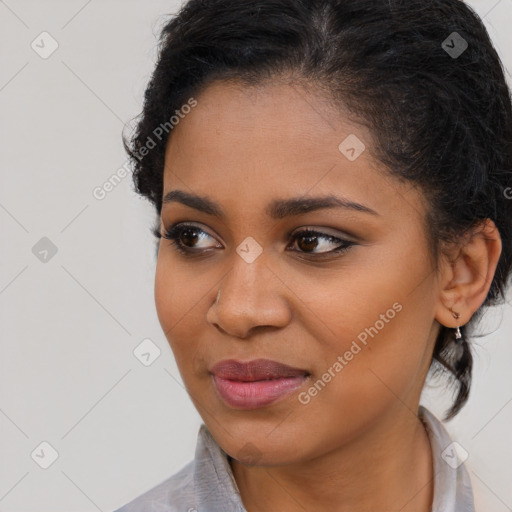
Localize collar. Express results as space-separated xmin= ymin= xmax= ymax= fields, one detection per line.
xmin=418 ymin=405 xmax=475 ymax=511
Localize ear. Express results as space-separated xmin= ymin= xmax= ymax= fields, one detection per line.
xmin=434 ymin=219 xmax=502 ymax=328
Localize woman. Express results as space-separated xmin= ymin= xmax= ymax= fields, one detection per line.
xmin=114 ymin=0 xmax=512 ymax=510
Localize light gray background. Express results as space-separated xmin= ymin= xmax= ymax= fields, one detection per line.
xmin=0 ymin=1 xmax=511 ymax=511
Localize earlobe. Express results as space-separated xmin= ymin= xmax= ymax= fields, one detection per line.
xmin=434 ymin=218 xmax=502 ymax=329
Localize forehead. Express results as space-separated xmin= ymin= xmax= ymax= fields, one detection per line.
xmin=162 ymin=80 xmax=422 ymax=222
xmin=166 ymin=79 xmax=367 ymax=161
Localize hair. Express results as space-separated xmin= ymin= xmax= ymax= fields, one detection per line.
xmin=123 ymin=0 xmax=512 ymax=420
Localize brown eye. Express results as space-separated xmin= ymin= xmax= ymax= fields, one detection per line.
xmin=290 ymin=229 xmax=354 ymax=255
xmin=296 ymin=233 xmax=320 ymax=252
xmin=162 ymin=223 xmax=222 ymax=253
xmin=179 ymin=227 xmax=201 ymax=247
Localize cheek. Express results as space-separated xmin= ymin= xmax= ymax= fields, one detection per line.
xmin=154 ymin=256 xmax=196 ymax=351
xmin=300 ymin=251 xmax=434 ymax=412
xmin=293 ymin=309 xmax=427 ymax=452
xmin=154 ymin=258 xmax=177 ymax=333
xmin=154 ymin=250 xmax=204 ymax=329
xmin=154 ymin=255 xmax=211 ymax=375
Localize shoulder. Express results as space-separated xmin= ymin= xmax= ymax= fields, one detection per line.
xmin=112 ymin=459 xmax=196 ymax=512
xmin=111 ymin=423 xmax=244 ymax=512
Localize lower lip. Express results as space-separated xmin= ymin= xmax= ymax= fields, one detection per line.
xmin=212 ymin=374 xmax=309 ymax=409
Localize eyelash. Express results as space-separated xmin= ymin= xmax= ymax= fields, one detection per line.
xmin=158 ymin=223 xmax=355 ymax=258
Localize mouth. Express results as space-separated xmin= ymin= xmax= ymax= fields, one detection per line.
xmin=210 ymin=359 xmax=311 ymax=409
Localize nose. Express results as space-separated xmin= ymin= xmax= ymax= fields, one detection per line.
xmin=206 ymin=255 xmax=292 ymax=339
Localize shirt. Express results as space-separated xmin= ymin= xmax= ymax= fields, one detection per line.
xmin=113 ymin=405 xmax=475 ymax=511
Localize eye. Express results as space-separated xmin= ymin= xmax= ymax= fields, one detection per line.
xmin=288 ymin=228 xmax=354 ymax=255
xmin=160 ymin=223 xmax=221 ymax=254
xmin=159 ymin=223 xmax=355 ymax=257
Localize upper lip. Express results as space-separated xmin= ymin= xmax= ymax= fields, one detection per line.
xmin=210 ymin=359 xmax=310 ymax=381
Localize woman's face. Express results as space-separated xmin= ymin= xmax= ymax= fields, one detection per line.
xmin=155 ymin=80 xmax=442 ymax=465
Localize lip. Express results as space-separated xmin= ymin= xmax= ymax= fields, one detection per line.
xmin=210 ymin=359 xmax=310 ymax=409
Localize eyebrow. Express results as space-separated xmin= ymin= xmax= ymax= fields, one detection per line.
xmin=162 ymin=190 xmax=379 ymax=218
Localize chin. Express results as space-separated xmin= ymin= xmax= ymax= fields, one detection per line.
xmin=211 ymin=423 xmax=308 ymax=467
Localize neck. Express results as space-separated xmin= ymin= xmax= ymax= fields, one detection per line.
xmin=230 ymin=406 xmax=434 ymax=512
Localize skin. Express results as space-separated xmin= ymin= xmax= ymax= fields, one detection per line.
xmin=154 ymin=79 xmax=502 ymax=512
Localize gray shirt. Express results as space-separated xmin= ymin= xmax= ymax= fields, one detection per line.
xmin=113 ymin=405 xmax=475 ymax=511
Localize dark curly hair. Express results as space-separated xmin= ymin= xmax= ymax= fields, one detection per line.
xmin=123 ymin=0 xmax=512 ymax=420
